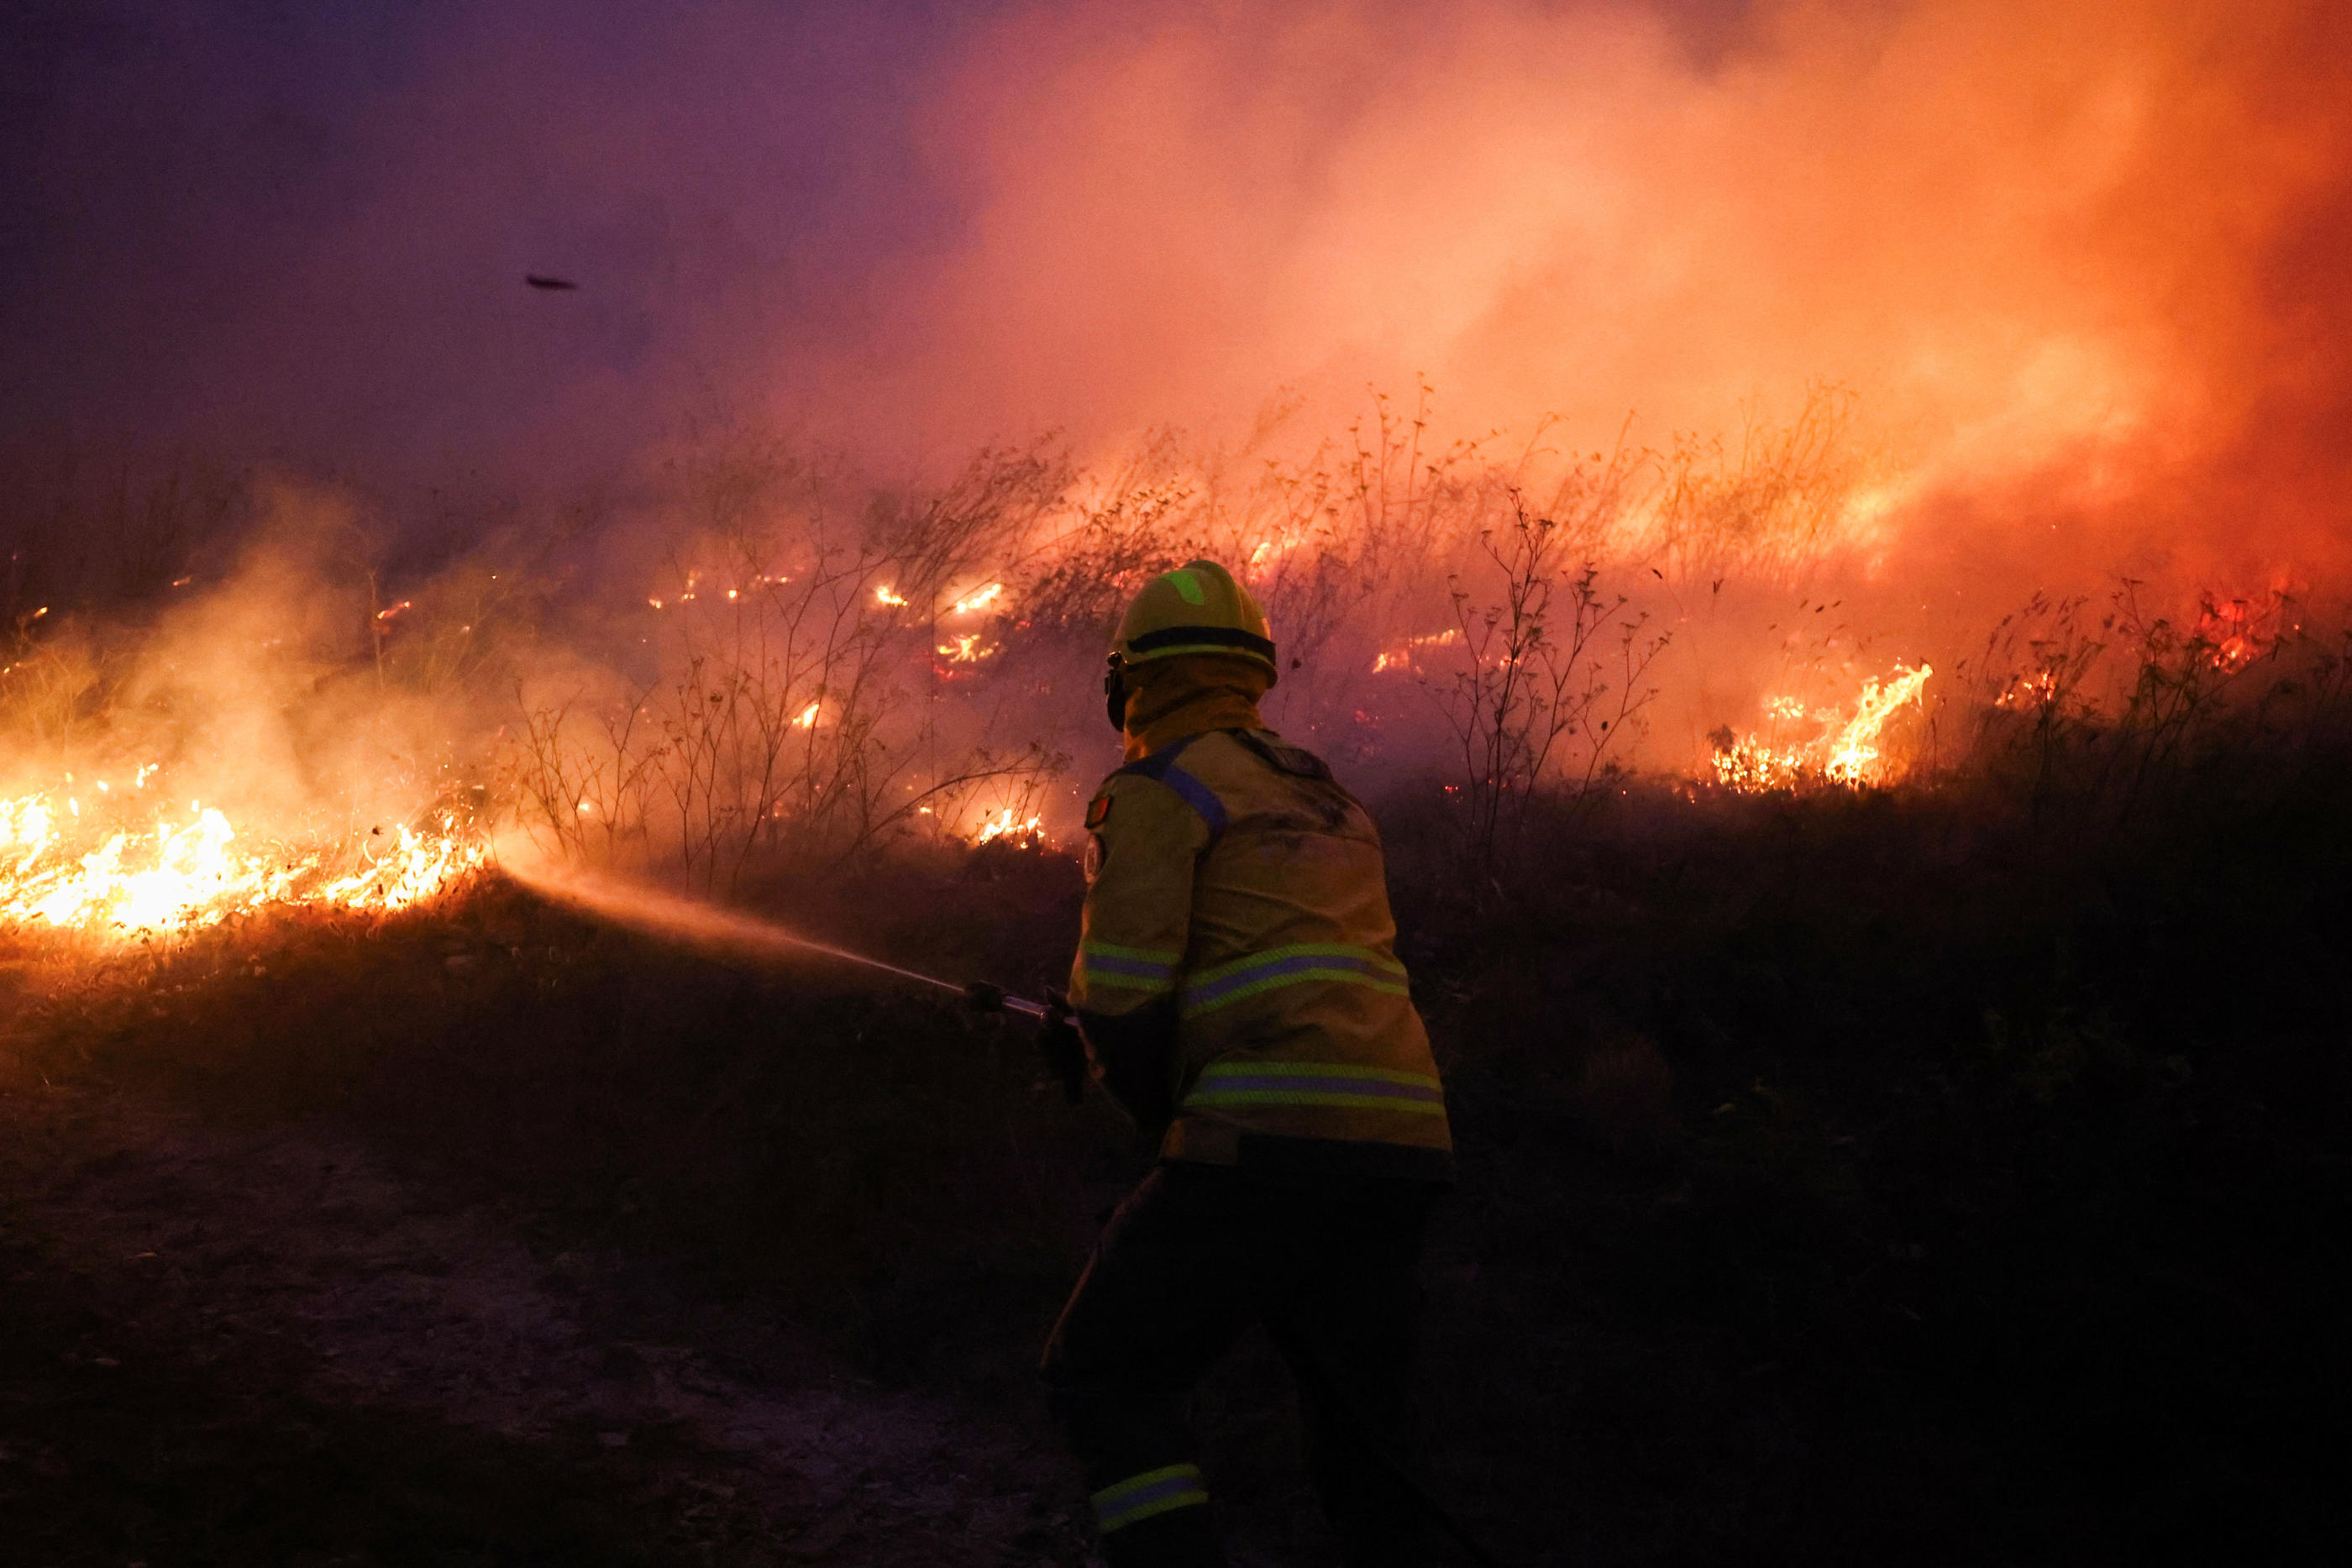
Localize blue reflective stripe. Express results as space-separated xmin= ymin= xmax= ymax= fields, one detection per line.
xmin=1116 ymin=734 xmax=1230 ymax=837
xmin=1189 ymin=942 xmax=1404 ymax=986
xmin=1092 ymin=1463 xmax=1209 ymax=1533
xmin=1153 ymin=765 xmax=1227 ymax=836
xmin=1186 ymin=952 xmax=1386 ymax=1009
xmin=1179 ymin=944 xmax=1408 ymax=1015
xmin=1078 ymin=941 xmax=1179 ymax=994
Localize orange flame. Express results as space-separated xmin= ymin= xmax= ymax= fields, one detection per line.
xmin=1 ymin=780 xmax=484 ymax=937
xmin=970 ymin=805 xmax=1043 ymax=847
xmin=1712 ymin=663 xmax=1933 ymax=793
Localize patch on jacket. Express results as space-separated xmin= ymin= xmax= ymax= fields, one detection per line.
xmin=1084 ymin=793 xmax=1114 ymax=830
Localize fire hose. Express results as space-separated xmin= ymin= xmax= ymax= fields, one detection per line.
xmin=505 ymin=865 xmax=1080 ymax=1093
xmin=511 ymin=865 xmax=1501 ymax=1561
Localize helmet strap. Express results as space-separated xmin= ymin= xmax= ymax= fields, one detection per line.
xmin=1102 ymin=653 xmax=1130 ymax=732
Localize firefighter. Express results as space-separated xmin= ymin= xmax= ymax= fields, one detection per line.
xmin=1041 ymin=559 xmax=1453 ymax=1568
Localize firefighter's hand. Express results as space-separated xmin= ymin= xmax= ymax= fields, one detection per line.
xmin=1039 ymin=988 xmax=1087 ymax=1106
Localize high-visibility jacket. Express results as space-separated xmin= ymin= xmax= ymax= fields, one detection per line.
xmin=1069 ymin=726 xmax=1453 ymax=1182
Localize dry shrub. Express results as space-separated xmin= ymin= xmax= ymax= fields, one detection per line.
xmin=1947 ymin=581 xmax=2352 ymax=825
xmin=1430 ymin=490 xmax=1669 ymax=885
xmin=502 ymin=438 xmax=1068 ymax=886
xmin=1646 ymin=383 xmax=1876 ymax=584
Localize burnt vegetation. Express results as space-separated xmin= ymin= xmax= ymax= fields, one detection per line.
xmin=3 ymin=440 xmax=2348 ymax=1563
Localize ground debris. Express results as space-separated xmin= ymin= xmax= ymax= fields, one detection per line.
xmin=0 ymin=1083 xmax=1089 ymax=1565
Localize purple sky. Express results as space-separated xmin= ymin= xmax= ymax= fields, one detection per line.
xmin=3 ymin=2 xmax=1001 ymax=482
xmin=4 ymin=1 xmax=1765 ymax=492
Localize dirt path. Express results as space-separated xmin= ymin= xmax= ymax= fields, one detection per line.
xmin=0 ymin=1081 xmax=1095 ymax=1565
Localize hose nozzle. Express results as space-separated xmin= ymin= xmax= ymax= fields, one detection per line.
xmin=963 ymin=979 xmax=1047 ymax=1020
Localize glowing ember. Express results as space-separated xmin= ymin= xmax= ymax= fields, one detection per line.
xmin=1711 ymin=663 xmax=1933 ymax=793
xmin=1 ymin=780 xmax=485 ymax=937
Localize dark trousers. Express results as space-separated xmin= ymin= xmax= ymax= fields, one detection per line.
xmin=1042 ymin=1161 xmax=1438 ymax=1567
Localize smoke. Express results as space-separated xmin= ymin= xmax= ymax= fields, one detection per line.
xmin=11 ymin=5 xmax=2347 ymax=529
xmin=866 ymin=1 xmax=2352 ymax=582
xmin=7 ymin=0 xmax=2350 ymax=841
xmin=0 ymin=480 xmax=488 ymax=829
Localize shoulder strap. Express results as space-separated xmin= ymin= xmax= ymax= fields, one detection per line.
xmin=1112 ymin=732 xmax=1230 ymax=838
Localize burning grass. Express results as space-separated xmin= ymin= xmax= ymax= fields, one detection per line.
xmin=1707 ymin=661 xmax=1933 ymax=791
xmin=0 ymin=782 xmax=486 ymax=936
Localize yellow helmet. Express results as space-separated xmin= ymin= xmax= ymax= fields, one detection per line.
xmin=1112 ymin=560 xmax=1278 ymax=676
xmin=1103 ymin=560 xmax=1278 ymax=728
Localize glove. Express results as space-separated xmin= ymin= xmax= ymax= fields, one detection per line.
xmin=1038 ymin=987 xmax=1087 ymax=1105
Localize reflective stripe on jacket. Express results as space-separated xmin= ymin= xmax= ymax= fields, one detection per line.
xmin=1069 ymin=727 xmax=1452 ymax=1176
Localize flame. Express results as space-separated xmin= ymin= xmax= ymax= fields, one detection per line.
xmin=1711 ymin=663 xmax=1933 ymax=793
xmin=2193 ymin=595 xmax=2281 ymax=674
xmin=1994 ymin=670 xmax=2058 ymax=711
xmin=970 ymin=805 xmax=1043 ymax=847
xmin=874 ymin=585 xmax=908 ymax=606
xmin=1370 ymin=628 xmax=1460 ymax=674
xmin=1 ymin=780 xmax=484 ymax=937
xmin=795 ymin=700 xmax=822 ymax=728
xmin=936 ymin=634 xmax=995 ymax=664
xmin=948 ymin=583 xmax=1004 ymax=615
xmin=1821 ymin=664 xmax=1934 ymax=785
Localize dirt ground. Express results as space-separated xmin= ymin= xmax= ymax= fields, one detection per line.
xmin=0 ymin=1080 xmax=1095 ymax=1567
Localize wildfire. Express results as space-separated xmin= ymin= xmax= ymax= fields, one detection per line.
xmin=1711 ymin=663 xmax=1933 ymax=792
xmin=1 ymin=780 xmax=485 ymax=937
xmin=949 ymin=583 xmax=1004 ymax=615
xmin=874 ymin=585 xmax=908 ymax=606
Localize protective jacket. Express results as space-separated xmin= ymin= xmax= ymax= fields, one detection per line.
xmin=1070 ymin=723 xmax=1453 ymax=1183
